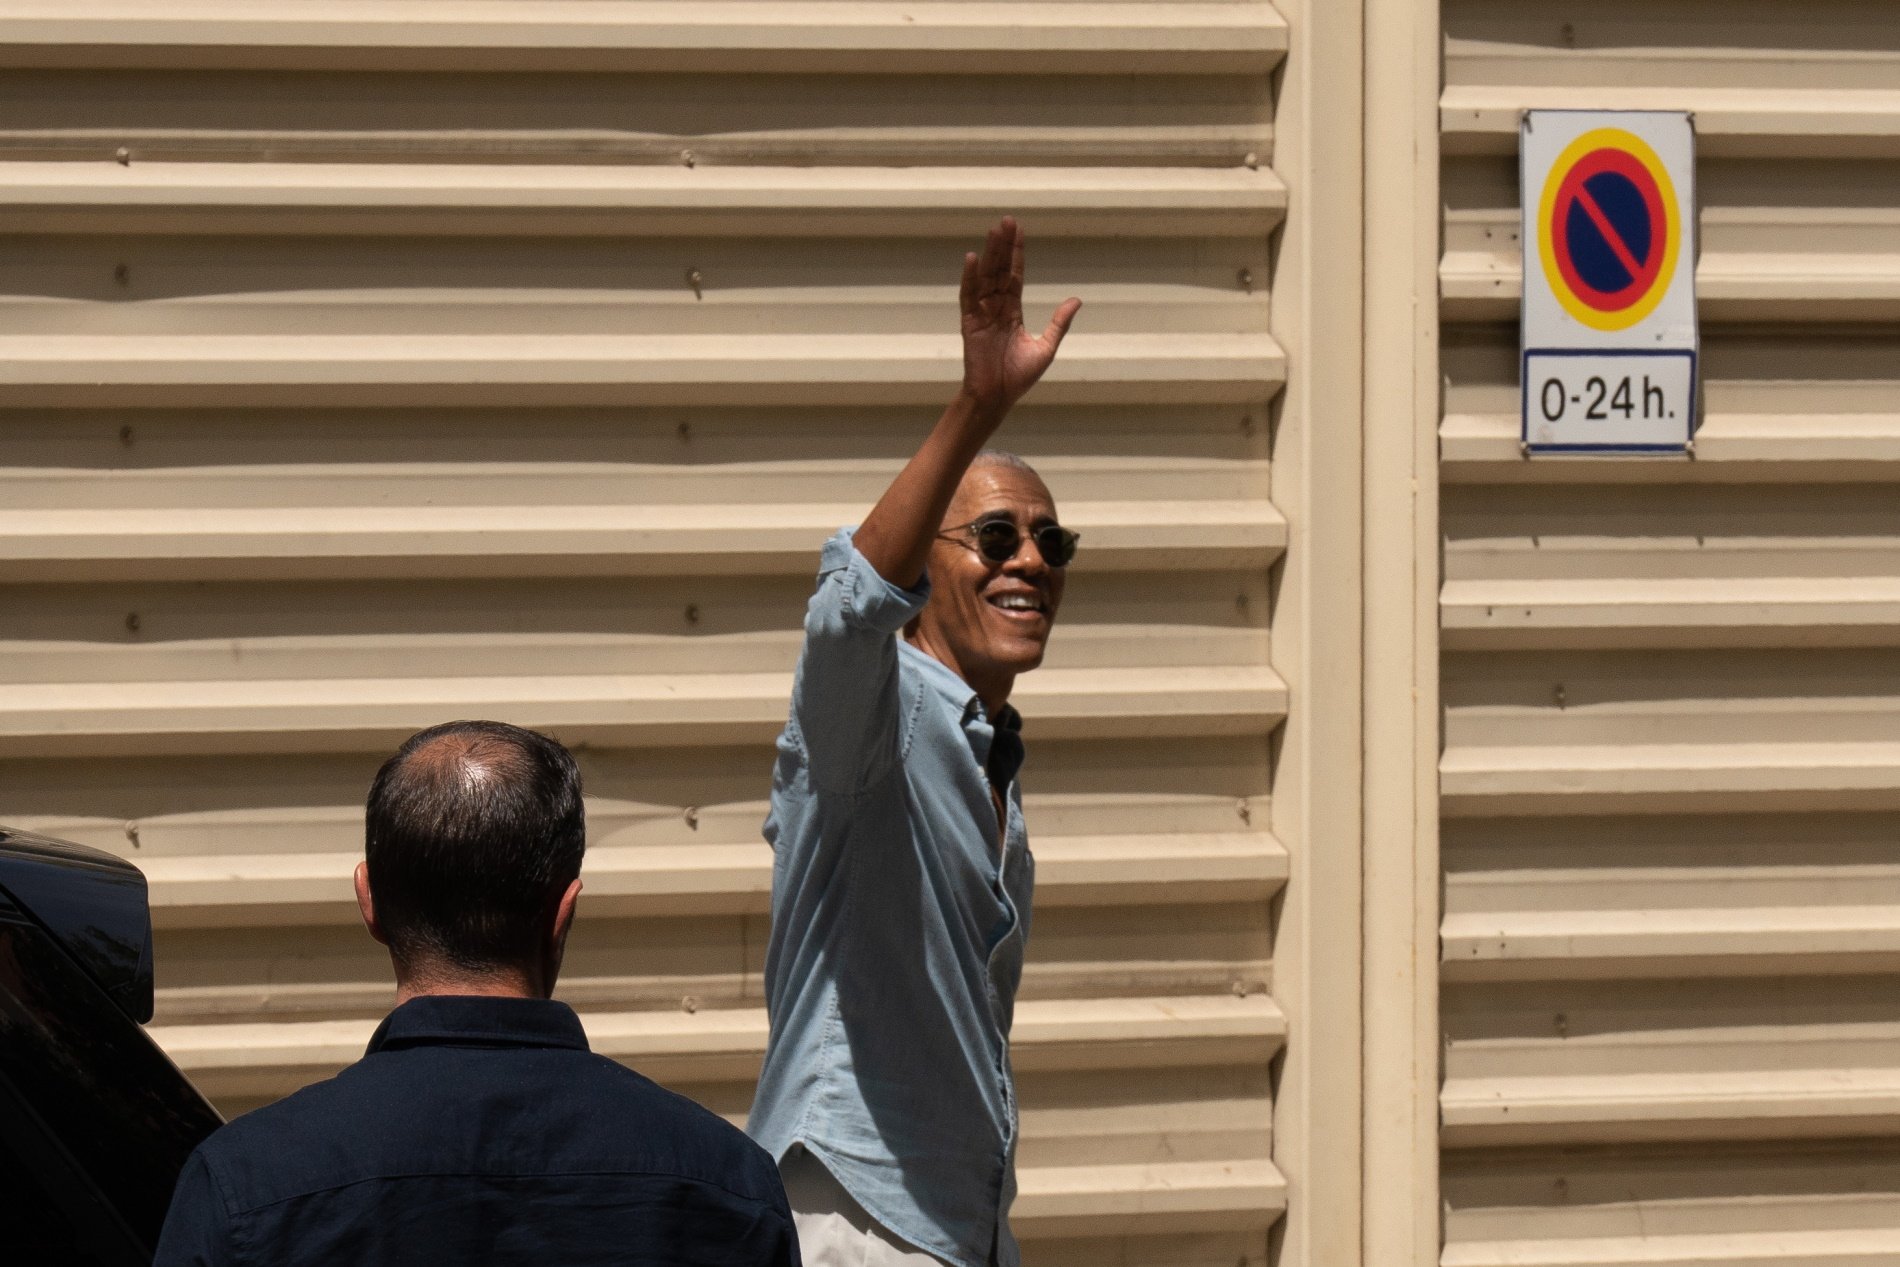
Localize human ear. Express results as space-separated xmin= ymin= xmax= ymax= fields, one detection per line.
xmin=354 ymin=861 xmax=388 ymax=947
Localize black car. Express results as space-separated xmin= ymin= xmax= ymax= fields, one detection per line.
xmin=0 ymin=826 xmax=223 ymax=1264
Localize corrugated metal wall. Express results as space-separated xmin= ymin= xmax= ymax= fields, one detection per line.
xmin=0 ymin=4 xmax=1292 ymax=1262
xmin=1439 ymin=3 xmax=1900 ymax=1264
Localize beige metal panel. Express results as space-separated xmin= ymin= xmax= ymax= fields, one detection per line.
xmin=0 ymin=161 xmax=1288 ymax=237
xmin=1442 ymin=154 xmax=1900 ymax=323
xmin=0 ymin=72 xmax=1273 ymax=169
xmin=1442 ymin=329 xmax=1900 ymax=480
xmin=1438 ymin=3 xmax=1900 ymax=1265
xmin=0 ymin=2 xmax=1289 ymax=74
xmin=0 ymin=3 xmax=1297 ymax=1260
xmin=1446 ymin=1149 xmax=1900 ymax=1267
xmin=1442 ymin=0 xmax=1900 ymax=158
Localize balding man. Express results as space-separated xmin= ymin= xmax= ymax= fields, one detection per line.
xmin=156 ymin=720 xmax=799 ymax=1267
xmin=748 ymin=219 xmax=1081 ymax=1267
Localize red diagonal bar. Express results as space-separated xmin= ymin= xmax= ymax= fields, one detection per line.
xmin=1574 ymin=185 xmax=1645 ymax=282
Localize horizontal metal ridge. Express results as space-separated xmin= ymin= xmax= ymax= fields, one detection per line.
xmin=1444 ymin=1225 xmax=1900 ymax=1267
xmin=1443 ymin=902 xmax=1900 ymax=982
xmin=153 ymin=992 xmax=1288 ymax=1094
xmin=0 ymin=662 xmax=1291 ymax=757
xmin=1441 ymin=578 xmax=1900 ymax=650
xmin=0 ymin=497 xmax=1287 ymax=582
xmin=140 ymin=832 xmax=1289 ymax=927
xmin=0 ymin=161 xmax=1287 ymax=236
xmin=1441 ymin=410 xmax=1900 ymax=479
xmin=1012 ymin=1158 xmax=1286 ymax=1236
xmin=0 ymin=331 xmax=1286 ymax=407
xmin=1441 ymin=742 xmax=1900 ymax=817
xmin=1442 ymin=1061 xmax=1900 ymax=1148
xmin=1441 ymin=234 xmax=1900 ymax=326
xmin=0 ymin=3 xmax=1289 ymax=74
xmin=1442 ymin=85 xmax=1900 ymax=158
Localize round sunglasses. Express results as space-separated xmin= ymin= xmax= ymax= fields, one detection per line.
xmin=939 ymin=515 xmax=1080 ymax=568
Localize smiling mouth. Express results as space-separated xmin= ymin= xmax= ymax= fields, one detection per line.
xmin=987 ymin=594 xmax=1049 ymax=616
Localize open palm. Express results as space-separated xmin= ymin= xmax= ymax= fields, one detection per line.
xmin=959 ymin=217 xmax=1082 ymax=416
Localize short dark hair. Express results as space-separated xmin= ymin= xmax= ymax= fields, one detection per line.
xmin=364 ymin=720 xmax=585 ymax=972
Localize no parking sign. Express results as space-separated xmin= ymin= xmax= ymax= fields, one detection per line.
xmin=1521 ymin=111 xmax=1697 ymax=454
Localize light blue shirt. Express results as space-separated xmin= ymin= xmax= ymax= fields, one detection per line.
xmin=748 ymin=530 xmax=1034 ymax=1267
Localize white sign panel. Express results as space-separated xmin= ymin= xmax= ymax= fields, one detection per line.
xmin=1521 ymin=110 xmax=1698 ymax=454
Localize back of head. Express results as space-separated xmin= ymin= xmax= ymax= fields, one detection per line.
xmin=365 ymin=721 xmax=585 ymax=973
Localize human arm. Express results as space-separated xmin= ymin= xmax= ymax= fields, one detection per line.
xmin=850 ymin=216 xmax=1081 ymax=589
xmin=151 ymin=1150 xmax=237 ymax=1267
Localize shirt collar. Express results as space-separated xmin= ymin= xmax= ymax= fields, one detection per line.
xmin=365 ymin=995 xmax=590 ymax=1057
xmin=897 ymin=640 xmax=1027 ymax=787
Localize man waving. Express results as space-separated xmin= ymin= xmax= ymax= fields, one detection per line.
xmin=748 ymin=218 xmax=1081 ymax=1267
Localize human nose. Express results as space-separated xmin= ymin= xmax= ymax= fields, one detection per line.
xmin=1002 ymin=531 xmax=1048 ymax=577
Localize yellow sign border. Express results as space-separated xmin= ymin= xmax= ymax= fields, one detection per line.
xmin=1537 ymin=127 xmax=1681 ymax=333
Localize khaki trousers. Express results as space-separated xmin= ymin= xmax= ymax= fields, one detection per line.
xmin=780 ymin=1148 xmax=953 ymax=1267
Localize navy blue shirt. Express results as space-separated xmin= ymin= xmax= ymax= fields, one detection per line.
xmin=154 ymin=995 xmax=799 ymax=1267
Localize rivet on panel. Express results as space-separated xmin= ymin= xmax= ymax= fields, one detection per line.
xmin=680 ymin=148 xmax=695 ymax=168
xmin=115 ymin=146 xmax=131 ymax=165
xmin=1237 ymin=267 xmax=1253 ymax=293
xmin=1242 ymin=152 xmax=1259 ymax=170
xmin=1231 ymin=980 xmax=1248 ymax=998
xmin=681 ymin=996 xmax=698 ymax=1014
xmin=684 ymin=806 xmax=700 ymax=830
xmin=686 ymin=268 xmax=703 ymax=299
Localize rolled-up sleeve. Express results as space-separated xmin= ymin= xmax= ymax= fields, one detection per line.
xmin=789 ymin=528 xmax=930 ymax=795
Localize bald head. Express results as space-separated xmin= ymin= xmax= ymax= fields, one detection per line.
xmin=364 ymin=721 xmax=585 ymax=974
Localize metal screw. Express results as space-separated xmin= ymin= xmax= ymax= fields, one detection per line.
xmin=684 ymin=806 xmax=700 ymax=830
xmin=684 ymin=604 xmax=700 ymax=625
xmin=681 ymin=996 xmax=698 ymax=1014
xmin=686 ymin=268 xmax=703 ymax=299
xmin=124 ymin=822 xmax=141 ymax=849
xmin=1231 ymin=980 xmax=1248 ymax=998
xmin=680 ymin=148 xmax=695 ymax=168
xmin=1235 ymin=799 xmax=1251 ymax=825
xmin=125 ymin=612 xmax=141 ymax=634
xmin=1237 ymin=267 xmax=1253 ymax=292
xmin=1554 ymin=684 xmax=1566 ymax=708
xmin=114 ymin=146 xmax=130 ymax=165
xmin=1242 ymin=152 xmax=1259 ymax=170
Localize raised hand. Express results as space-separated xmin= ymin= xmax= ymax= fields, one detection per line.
xmin=958 ymin=217 xmax=1082 ymax=418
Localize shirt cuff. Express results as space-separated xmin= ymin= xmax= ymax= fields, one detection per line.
xmin=820 ymin=527 xmax=931 ymax=634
